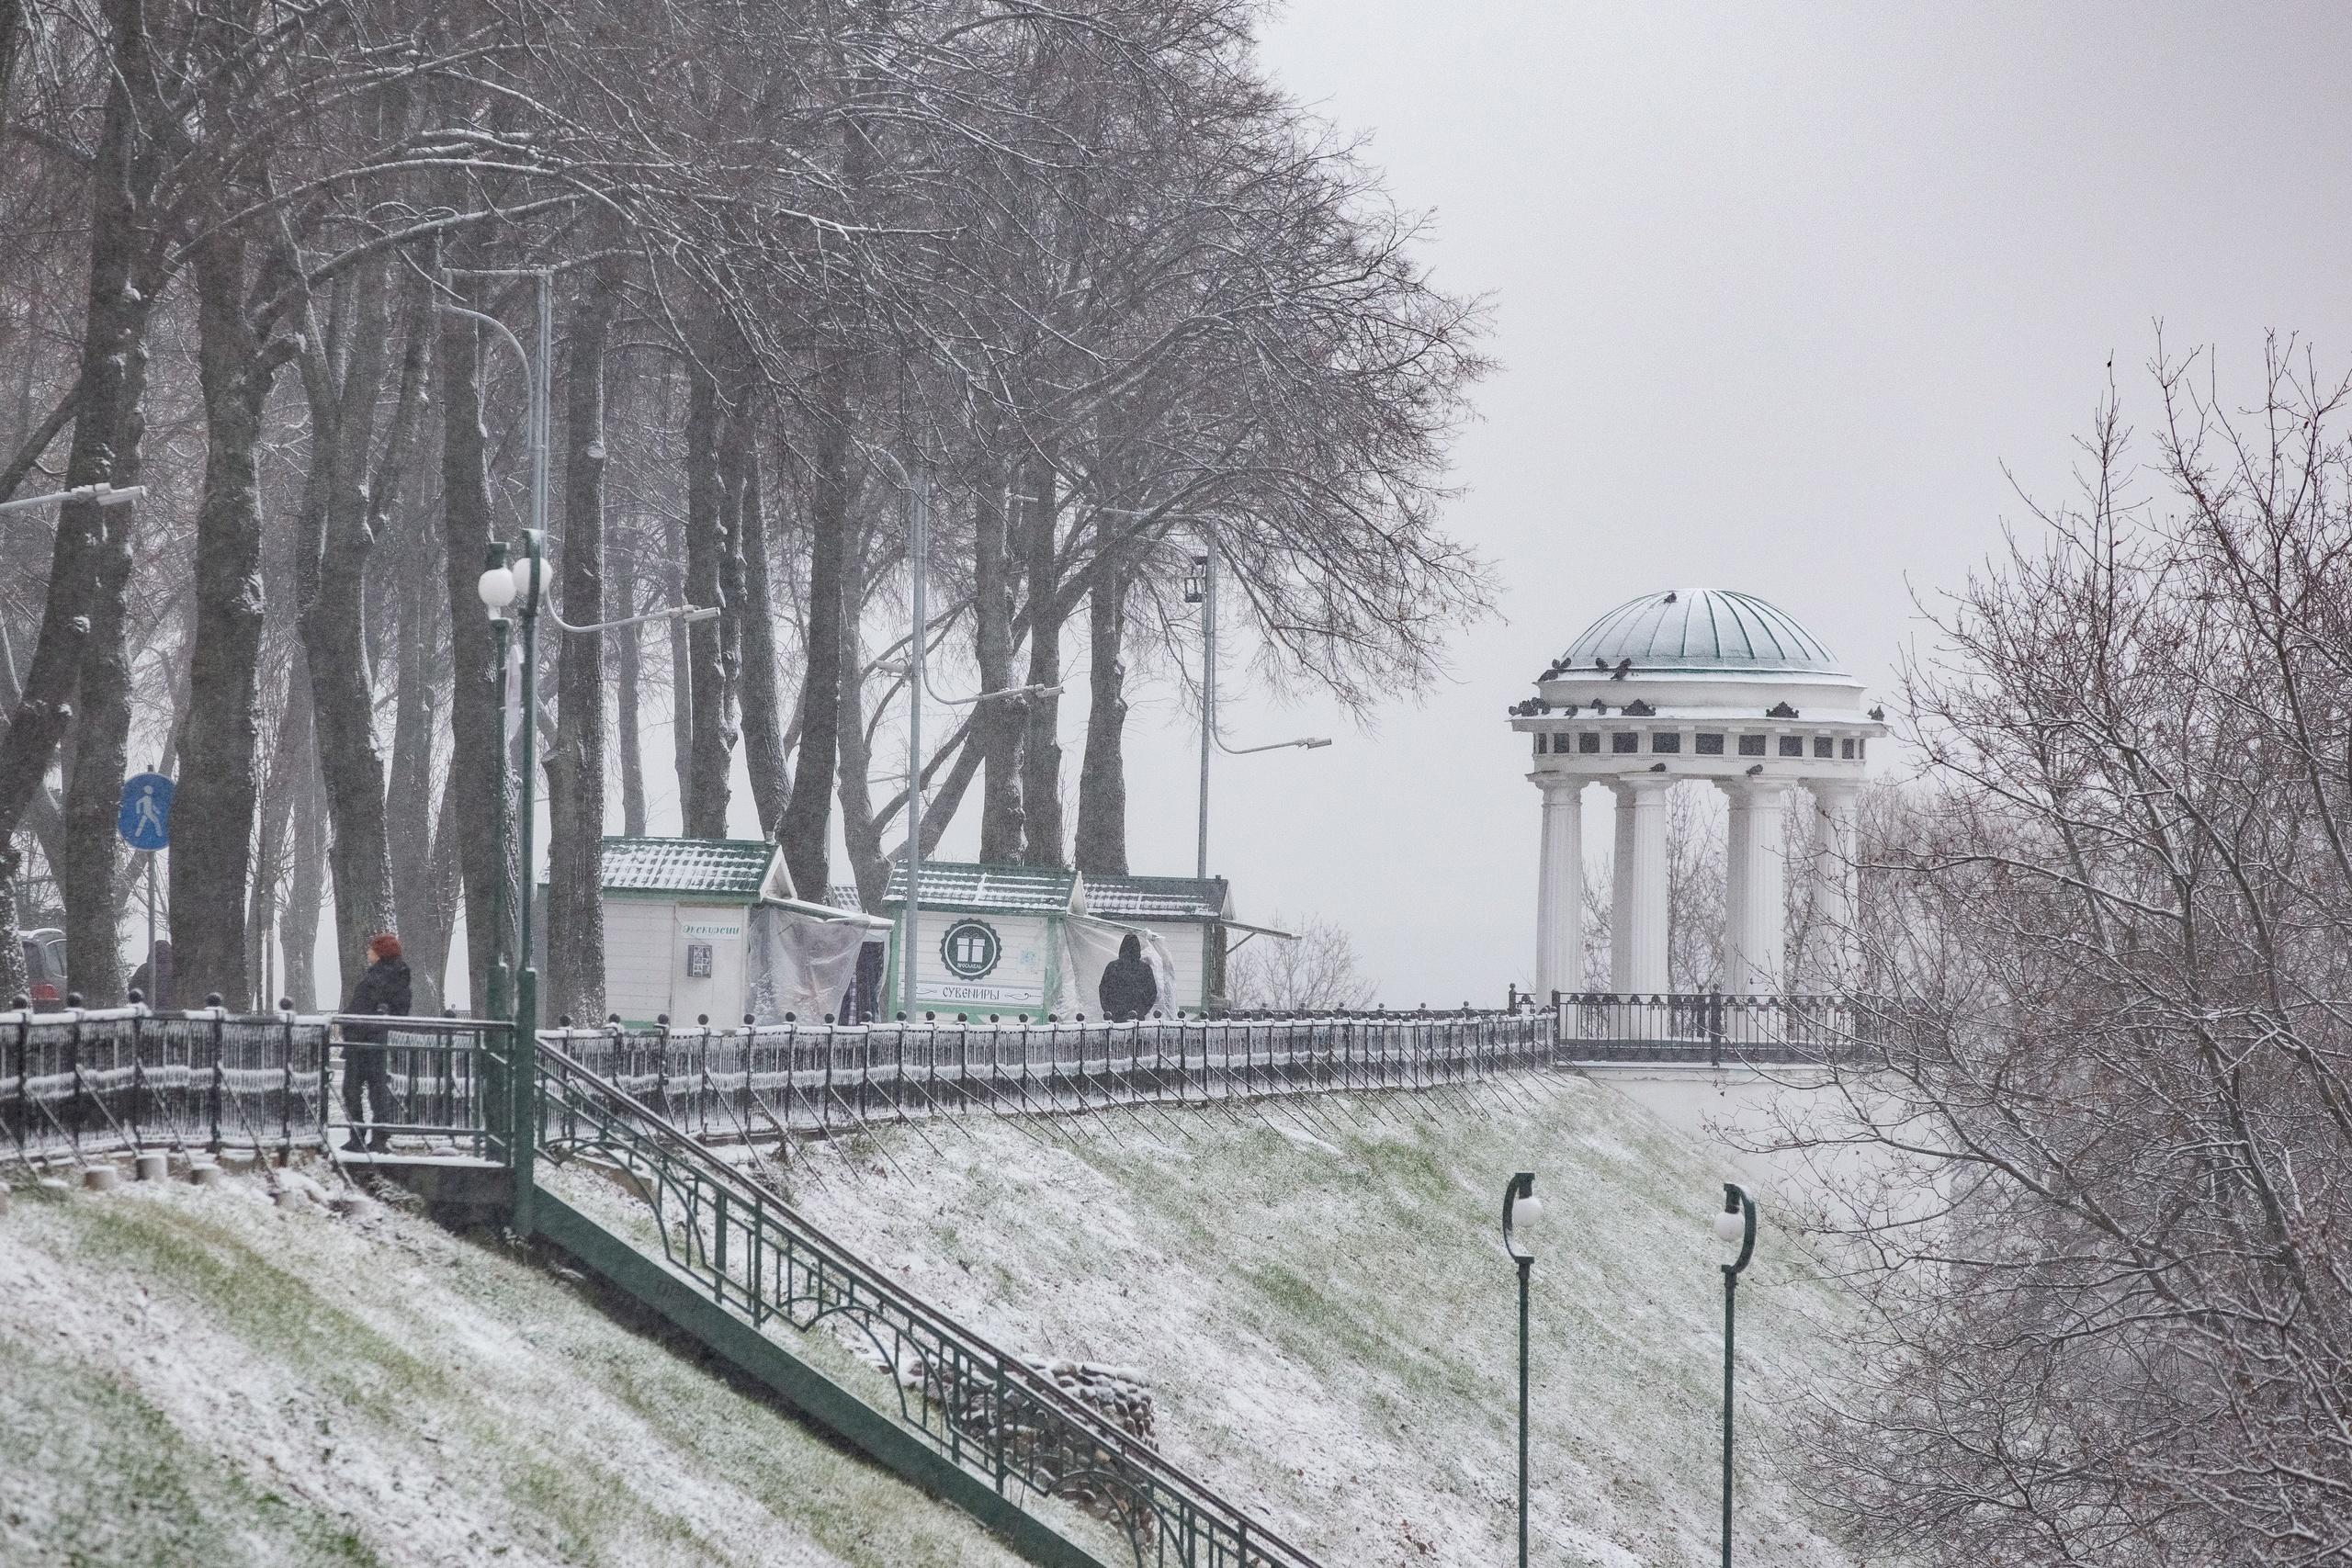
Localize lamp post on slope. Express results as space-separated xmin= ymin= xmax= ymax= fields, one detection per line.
xmin=862 ymin=449 xmax=1060 ymax=1021
xmin=1501 ymin=1170 xmax=1543 ymax=1568
xmin=1714 ymin=1181 xmax=1758 ymax=1568
xmin=1188 ymin=542 xmax=1330 ymax=880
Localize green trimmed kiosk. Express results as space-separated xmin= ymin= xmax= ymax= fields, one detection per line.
xmin=879 ymin=861 xmax=1287 ymax=1021
xmin=585 ymin=837 xmax=889 ymax=1027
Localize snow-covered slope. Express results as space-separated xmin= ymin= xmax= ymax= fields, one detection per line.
xmin=786 ymin=1073 xmax=1857 ymax=1568
xmin=0 ymin=1168 xmax=1025 ymax=1568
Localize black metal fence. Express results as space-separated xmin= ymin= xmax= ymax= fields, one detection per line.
xmin=541 ymin=1010 xmax=1559 ymax=1140
xmin=2 ymin=1005 xmax=506 ymax=1166
xmin=1555 ymin=991 xmax=1866 ymax=1065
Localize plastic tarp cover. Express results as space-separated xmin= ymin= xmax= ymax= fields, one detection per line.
xmin=1058 ymin=914 xmax=1179 ymax=1019
xmin=747 ymin=905 xmax=872 ymax=1023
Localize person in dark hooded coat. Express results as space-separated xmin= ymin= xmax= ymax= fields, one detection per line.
xmin=1097 ymin=932 xmax=1159 ymax=1021
xmin=340 ymin=932 xmax=411 ymax=1153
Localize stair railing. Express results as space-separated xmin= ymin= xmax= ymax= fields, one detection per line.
xmin=533 ymin=1036 xmax=1319 ymax=1568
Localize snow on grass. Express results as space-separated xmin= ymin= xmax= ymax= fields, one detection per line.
xmin=782 ymin=1073 xmax=1861 ymax=1568
xmin=0 ymin=1168 xmax=1028 ymax=1568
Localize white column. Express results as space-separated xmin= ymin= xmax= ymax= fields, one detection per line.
xmin=1717 ymin=780 xmax=1752 ymax=993
xmin=1609 ymin=782 xmax=1636 ymax=992
xmin=1722 ymin=778 xmax=1794 ymax=995
xmin=1809 ymin=778 xmax=1861 ymax=984
xmin=1618 ymin=775 xmax=1673 ymax=996
xmin=1533 ymin=778 xmax=1584 ymax=998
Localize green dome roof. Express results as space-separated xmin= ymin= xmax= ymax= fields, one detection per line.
xmin=1559 ymin=590 xmax=1844 ymax=677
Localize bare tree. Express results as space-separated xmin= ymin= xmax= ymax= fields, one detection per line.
xmin=1770 ymin=340 xmax=2352 ymax=1568
xmin=1227 ymin=915 xmax=1373 ymax=1013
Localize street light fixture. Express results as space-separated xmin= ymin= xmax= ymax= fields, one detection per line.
xmin=1192 ymin=541 xmax=1329 ymax=878
xmin=1714 ymin=1181 xmax=1758 ymax=1568
xmin=861 ymin=447 xmax=1061 ymax=1023
xmin=0 ymin=481 xmax=147 ymax=517
xmin=1501 ymin=1170 xmax=1542 ymax=1568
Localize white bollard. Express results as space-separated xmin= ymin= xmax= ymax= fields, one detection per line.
xmin=81 ymin=1165 xmax=119 ymax=1193
xmin=135 ymin=1151 xmax=168 ymax=1183
xmin=189 ymin=1161 xmax=224 ymax=1188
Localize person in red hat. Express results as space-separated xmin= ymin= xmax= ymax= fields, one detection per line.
xmin=338 ymin=932 xmax=411 ymax=1154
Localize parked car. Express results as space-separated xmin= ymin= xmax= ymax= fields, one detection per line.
xmin=18 ymin=927 xmax=66 ymax=1010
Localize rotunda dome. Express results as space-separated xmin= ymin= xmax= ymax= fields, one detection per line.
xmin=1558 ymin=589 xmax=1845 ymax=679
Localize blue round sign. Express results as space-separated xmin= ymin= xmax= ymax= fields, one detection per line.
xmin=118 ymin=773 xmax=174 ymax=851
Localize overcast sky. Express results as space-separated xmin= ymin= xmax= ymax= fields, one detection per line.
xmin=406 ymin=4 xmax=2352 ymax=1010
xmin=1027 ymin=0 xmax=2352 ymax=1006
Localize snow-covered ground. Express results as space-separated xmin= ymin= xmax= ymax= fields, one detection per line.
xmin=0 ymin=1164 xmax=1025 ymax=1568
xmin=784 ymin=1070 xmax=1860 ymax=1568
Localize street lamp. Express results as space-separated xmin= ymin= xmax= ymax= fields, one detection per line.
xmin=861 ymin=448 xmax=1060 ymax=1022
xmin=447 ymin=271 xmax=708 ymax=1221
xmin=1191 ymin=541 xmax=1330 ymax=879
xmin=1501 ymin=1170 xmax=1542 ymax=1568
xmin=1714 ymin=1181 xmax=1758 ymax=1568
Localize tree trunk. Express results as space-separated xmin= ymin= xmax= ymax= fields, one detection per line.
xmin=616 ymin=590 xmax=648 ymax=837
xmin=384 ymin=492 xmax=442 ymax=1009
xmin=410 ymin=764 xmax=462 ymax=1010
xmin=666 ymin=501 xmax=695 ymax=827
xmin=293 ymin=260 xmax=403 ymax=980
xmin=439 ymin=309 xmax=509 ymax=1009
xmin=973 ymin=472 xmax=1025 ymax=863
xmin=1073 ymin=549 xmax=1131 ymax=875
xmin=60 ymin=458 xmax=140 ymax=1005
xmin=547 ymin=261 xmax=615 ymax=1026
xmin=735 ymin=428 xmax=791 ymax=835
xmin=283 ymin=739 xmax=327 ymax=1012
xmin=779 ymin=349 xmax=854 ymax=897
xmin=247 ymin=659 xmax=311 ymax=1010
xmin=171 ymin=231 xmax=277 ymax=1008
xmin=7 ymin=0 xmax=161 ymax=1004
xmin=836 ymin=608 xmax=887 ymax=912
xmin=682 ymin=362 xmax=733 ymax=836
xmin=1017 ymin=460 xmax=1065 ymax=867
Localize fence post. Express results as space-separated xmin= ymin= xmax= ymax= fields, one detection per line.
xmin=280 ymin=1003 xmax=297 ymax=1159
xmin=11 ymin=1005 xmax=28 ymax=1163
xmin=206 ymin=1006 xmax=224 ymax=1153
xmin=65 ymin=1004 xmax=82 ymax=1160
xmin=127 ymin=1001 xmax=145 ymax=1149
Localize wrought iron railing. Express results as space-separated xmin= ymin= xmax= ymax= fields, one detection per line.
xmin=329 ymin=1013 xmax=505 ymax=1157
xmin=1 ymin=1004 xmax=508 ymax=1165
xmin=534 ymin=1038 xmax=1318 ymax=1568
xmin=538 ymin=1010 xmax=1555 ymax=1142
xmin=1554 ymin=991 xmax=1866 ymax=1065
xmin=3 ymin=1005 xmax=328 ymax=1163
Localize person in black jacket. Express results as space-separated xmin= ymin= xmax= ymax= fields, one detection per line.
xmin=1097 ymin=932 xmax=1159 ymax=1022
xmin=340 ymin=932 xmax=411 ymax=1153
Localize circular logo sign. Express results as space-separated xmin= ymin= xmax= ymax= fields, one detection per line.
xmin=939 ymin=919 xmax=1002 ymax=979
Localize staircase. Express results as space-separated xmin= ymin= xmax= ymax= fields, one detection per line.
xmin=529 ymin=1039 xmax=1319 ymax=1568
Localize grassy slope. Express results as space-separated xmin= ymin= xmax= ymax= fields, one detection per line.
xmin=780 ymin=1073 xmax=1857 ymax=1568
xmin=0 ymin=1170 xmax=1026 ymax=1568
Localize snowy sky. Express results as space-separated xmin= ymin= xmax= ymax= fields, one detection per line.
xmin=1080 ymin=0 xmax=2352 ymax=1005
xmin=379 ymin=3 xmax=2352 ymax=1010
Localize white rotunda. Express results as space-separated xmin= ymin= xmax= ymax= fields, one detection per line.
xmin=1508 ymin=589 xmax=1883 ymax=999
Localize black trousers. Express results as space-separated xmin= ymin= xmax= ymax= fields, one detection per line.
xmin=341 ymin=1043 xmax=394 ymax=1145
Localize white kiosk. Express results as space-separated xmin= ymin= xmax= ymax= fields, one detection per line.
xmin=591 ymin=838 xmax=890 ymax=1026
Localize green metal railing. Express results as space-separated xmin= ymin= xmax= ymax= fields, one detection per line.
xmin=534 ymin=1037 xmax=1317 ymax=1568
